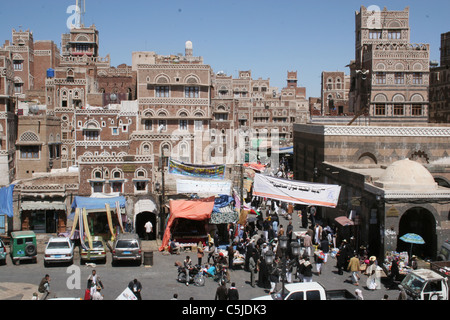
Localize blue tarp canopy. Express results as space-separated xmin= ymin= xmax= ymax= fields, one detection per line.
xmin=0 ymin=185 xmax=15 ymax=217
xmin=213 ymin=194 xmax=234 ymax=213
xmin=68 ymin=196 xmax=126 ymax=220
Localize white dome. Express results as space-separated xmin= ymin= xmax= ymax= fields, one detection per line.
xmin=185 ymin=41 xmax=193 ymax=50
xmin=375 ymin=159 xmax=437 ymax=190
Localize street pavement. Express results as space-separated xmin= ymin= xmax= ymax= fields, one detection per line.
xmin=0 ymin=211 xmax=405 ymax=301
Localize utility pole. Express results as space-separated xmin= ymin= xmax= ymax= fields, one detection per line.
xmin=240 ymin=163 xmax=244 ymax=213
xmin=159 ymin=155 xmax=166 ymax=241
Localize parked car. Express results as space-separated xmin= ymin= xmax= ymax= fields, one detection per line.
xmin=10 ymin=231 xmax=37 ymax=265
xmin=44 ymin=237 xmax=75 ymax=267
xmin=0 ymin=238 xmax=6 ymax=265
xmin=252 ymin=282 xmax=356 ymax=300
xmin=112 ymin=233 xmax=142 ymax=266
xmin=80 ymin=236 xmax=107 ymax=264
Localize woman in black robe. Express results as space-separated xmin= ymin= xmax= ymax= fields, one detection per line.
xmin=257 ymin=256 xmax=270 ymax=289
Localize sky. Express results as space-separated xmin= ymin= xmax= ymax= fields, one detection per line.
xmin=1 ymin=0 xmax=449 ymax=97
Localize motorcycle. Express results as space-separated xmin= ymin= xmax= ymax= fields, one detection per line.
xmin=214 ymin=264 xmax=229 ymax=283
xmin=177 ymin=264 xmax=205 ymax=287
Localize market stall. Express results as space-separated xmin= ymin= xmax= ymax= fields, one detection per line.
xmin=159 ymin=196 xmax=215 ymax=252
xmin=69 ymin=195 xmax=126 ymax=242
xmin=383 ymin=251 xmax=411 ymax=278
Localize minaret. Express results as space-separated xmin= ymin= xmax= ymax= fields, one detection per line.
xmin=185 ymin=41 xmax=193 ymax=57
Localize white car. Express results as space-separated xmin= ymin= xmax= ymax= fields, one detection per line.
xmin=44 ymin=237 xmax=75 ymax=266
xmin=252 ymin=282 xmax=356 ymax=300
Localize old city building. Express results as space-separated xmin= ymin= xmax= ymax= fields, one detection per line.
xmin=215 ymin=70 xmax=309 ymax=164
xmin=2 ymin=29 xmax=60 ymax=104
xmin=348 ymin=6 xmax=430 ymax=123
xmin=429 ymin=31 xmax=450 ymax=123
xmin=293 ymin=7 xmax=449 ymax=261
xmin=1 ymin=3 xmax=448 ymax=247
xmin=15 ymin=114 xmax=62 ymax=179
xmin=0 ymin=48 xmax=17 ymax=186
xmin=319 ymin=71 xmax=351 ymax=116
xmin=293 ymin=123 xmax=450 ymax=260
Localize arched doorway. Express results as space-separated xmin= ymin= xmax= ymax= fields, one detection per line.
xmin=134 ymin=198 xmax=158 ymax=240
xmin=398 ymin=207 xmax=436 ymax=259
xmin=135 ymin=212 xmax=157 ymax=240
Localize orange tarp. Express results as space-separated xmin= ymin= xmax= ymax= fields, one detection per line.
xmin=243 ymin=163 xmax=266 ymax=172
xmin=159 ymin=196 xmax=215 ymax=251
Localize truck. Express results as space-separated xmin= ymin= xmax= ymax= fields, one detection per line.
xmin=400 ymin=267 xmax=449 ymax=300
xmin=252 ymin=282 xmax=356 ymax=300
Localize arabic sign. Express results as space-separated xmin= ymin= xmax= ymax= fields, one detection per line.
xmin=253 ymin=173 xmax=341 ymax=208
xmin=168 ymin=158 xmax=226 ymax=179
xmin=176 ymin=179 xmax=232 ymax=195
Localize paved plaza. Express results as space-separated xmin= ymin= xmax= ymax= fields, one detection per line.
xmin=0 ymin=210 xmax=409 ymax=301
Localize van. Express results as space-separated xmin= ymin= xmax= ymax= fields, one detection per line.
xmin=112 ymin=233 xmax=142 ymax=266
xmin=10 ymin=231 xmax=37 ymax=265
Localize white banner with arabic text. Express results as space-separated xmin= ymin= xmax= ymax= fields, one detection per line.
xmin=253 ymin=174 xmax=341 ymax=208
xmin=176 ymin=179 xmax=232 ymax=195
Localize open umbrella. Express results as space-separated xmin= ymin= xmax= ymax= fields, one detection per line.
xmin=400 ymin=233 xmax=425 ymax=258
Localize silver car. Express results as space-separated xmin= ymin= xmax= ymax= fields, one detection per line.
xmin=112 ymin=233 xmax=142 ymax=266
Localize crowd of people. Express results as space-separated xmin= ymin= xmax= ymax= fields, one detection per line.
xmin=176 ymin=196 xmax=401 ymax=300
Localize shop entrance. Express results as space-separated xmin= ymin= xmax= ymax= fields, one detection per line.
xmin=24 ymin=210 xmax=58 ymax=234
xmin=398 ymin=207 xmax=436 ymax=260
xmin=135 ymin=212 xmax=157 ymax=240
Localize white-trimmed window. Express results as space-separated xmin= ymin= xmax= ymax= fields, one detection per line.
xmin=185 ymin=86 xmax=199 ymax=98
xmin=375 ymin=104 xmax=386 ymax=116
xmin=84 ymin=130 xmax=99 ymax=140
xmin=20 ymin=146 xmax=40 ymax=159
xmin=412 ymin=104 xmax=423 ymax=116
xmin=395 ymin=72 xmax=404 ymax=84
xmin=144 ymin=120 xmax=152 ymax=131
xmin=179 ymin=119 xmax=188 ymax=131
xmin=156 ymin=86 xmax=169 ymax=97
xmin=13 ymin=60 xmax=23 ymax=71
xmin=92 ymin=182 xmax=104 ymax=193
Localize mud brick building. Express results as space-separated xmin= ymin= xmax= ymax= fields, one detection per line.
xmin=320 ymin=71 xmax=351 ymax=116
xmin=0 ymin=48 xmax=18 ymax=186
xmin=348 ymin=6 xmax=430 ymax=123
xmin=429 ymin=31 xmax=450 ymax=123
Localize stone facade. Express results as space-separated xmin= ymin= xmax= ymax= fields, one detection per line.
xmin=15 ymin=115 xmax=62 ymax=179
xmin=320 ymin=71 xmax=350 ymax=116
xmin=293 ymin=123 xmax=450 ymax=259
xmin=429 ymin=31 xmax=450 ymax=123
xmin=349 ymin=6 xmax=430 ymax=123
xmin=0 ymin=49 xmax=17 ymax=186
